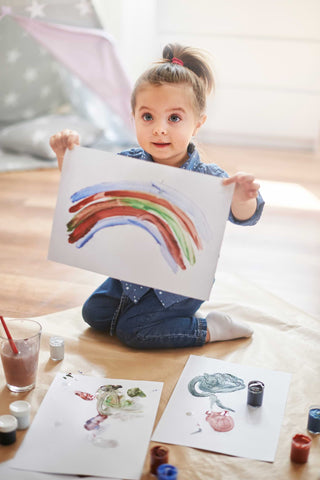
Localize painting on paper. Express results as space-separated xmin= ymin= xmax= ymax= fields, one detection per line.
xmin=152 ymin=355 xmax=291 ymax=462
xmin=48 ymin=147 xmax=234 ymax=300
xmin=12 ymin=373 xmax=163 ymax=479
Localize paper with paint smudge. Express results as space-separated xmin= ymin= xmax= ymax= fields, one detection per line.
xmin=152 ymin=355 xmax=291 ymax=462
xmin=48 ymin=146 xmax=234 ymax=300
xmin=12 ymin=373 xmax=163 ymax=479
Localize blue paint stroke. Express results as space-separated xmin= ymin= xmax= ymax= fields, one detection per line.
xmin=75 ymin=216 xmax=179 ymax=273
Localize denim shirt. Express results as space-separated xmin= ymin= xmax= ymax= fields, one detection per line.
xmin=118 ymin=144 xmax=265 ymax=307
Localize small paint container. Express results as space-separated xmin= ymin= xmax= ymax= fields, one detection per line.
xmin=307 ymin=405 xmax=320 ymax=434
xmin=290 ymin=434 xmax=312 ymax=463
xmin=9 ymin=400 xmax=31 ymax=430
xmin=247 ymin=380 xmax=265 ymax=407
xmin=49 ymin=336 xmax=64 ymax=361
xmin=157 ymin=464 xmax=178 ymax=480
xmin=150 ymin=445 xmax=169 ymax=475
xmin=0 ymin=414 xmax=18 ymax=445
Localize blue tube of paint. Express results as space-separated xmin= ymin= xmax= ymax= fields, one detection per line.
xmin=157 ymin=463 xmax=178 ymax=480
xmin=247 ymin=380 xmax=264 ymax=407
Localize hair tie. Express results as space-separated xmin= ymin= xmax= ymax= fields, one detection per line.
xmin=171 ymin=57 xmax=184 ymax=66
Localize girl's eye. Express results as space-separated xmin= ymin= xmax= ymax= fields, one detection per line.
xmin=169 ymin=114 xmax=181 ymax=123
xmin=142 ymin=113 xmax=153 ymax=121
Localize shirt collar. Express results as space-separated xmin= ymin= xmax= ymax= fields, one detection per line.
xmin=180 ymin=143 xmax=201 ymax=171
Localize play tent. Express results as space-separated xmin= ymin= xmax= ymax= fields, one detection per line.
xmin=0 ymin=0 xmax=133 ymax=165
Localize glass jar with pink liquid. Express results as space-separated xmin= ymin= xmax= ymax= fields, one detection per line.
xmin=0 ymin=319 xmax=42 ymax=392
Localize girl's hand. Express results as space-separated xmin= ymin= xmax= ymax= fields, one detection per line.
xmin=223 ymin=172 xmax=260 ymax=220
xmin=49 ymin=129 xmax=80 ymax=171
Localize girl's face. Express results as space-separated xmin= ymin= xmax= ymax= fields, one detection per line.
xmin=133 ymin=83 xmax=206 ymax=167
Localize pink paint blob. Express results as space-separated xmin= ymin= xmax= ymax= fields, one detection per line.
xmin=205 ymin=410 xmax=235 ymax=432
xmin=75 ymin=391 xmax=95 ymax=401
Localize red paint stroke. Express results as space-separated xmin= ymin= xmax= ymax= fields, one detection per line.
xmin=69 ymin=190 xmax=202 ymax=249
xmin=205 ymin=410 xmax=234 ymax=432
xmin=68 ymin=205 xmax=186 ymax=270
xmin=68 ymin=199 xmax=119 ymax=230
xmin=84 ymin=414 xmax=108 ymax=431
xmin=75 ymin=391 xmax=95 ymax=401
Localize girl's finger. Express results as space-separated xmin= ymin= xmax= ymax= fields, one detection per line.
xmin=222 ymin=173 xmax=255 ymax=185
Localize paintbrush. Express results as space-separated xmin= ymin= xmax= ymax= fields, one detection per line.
xmin=0 ymin=315 xmax=19 ymax=354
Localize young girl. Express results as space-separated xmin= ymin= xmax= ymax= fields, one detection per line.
xmin=50 ymin=43 xmax=264 ymax=349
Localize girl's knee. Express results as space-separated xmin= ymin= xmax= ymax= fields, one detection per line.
xmin=82 ymin=298 xmax=98 ymax=328
xmin=82 ymin=296 xmax=115 ymax=332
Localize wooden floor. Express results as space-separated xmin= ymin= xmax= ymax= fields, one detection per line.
xmin=0 ymin=143 xmax=319 ymax=320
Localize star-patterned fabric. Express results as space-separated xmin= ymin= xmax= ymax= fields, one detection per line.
xmin=0 ymin=0 xmax=102 ymax=127
xmin=1 ymin=1 xmax=101 ymax=27
xmin=0 ymin=15 xmax=67 ymax=125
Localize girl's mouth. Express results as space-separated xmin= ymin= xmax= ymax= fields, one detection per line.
xmin=152 ymin=142 xmax=170 ymax=148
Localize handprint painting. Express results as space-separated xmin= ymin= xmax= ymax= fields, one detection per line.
xmin=75 ymin=384 xmax=148 ymax=445
xmin=188 ymin=372 xmax=246 ymax=433
xmin=152 ymin=355 xmax=291 ymax=462
xmin=48 ymin=147 xmax=234 ymax=300
xmin=12 ymin=373 xmax=163 ymax=479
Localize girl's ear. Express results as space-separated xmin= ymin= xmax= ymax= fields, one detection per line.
xmin=193 ymin=114 xmax=207 ymax=136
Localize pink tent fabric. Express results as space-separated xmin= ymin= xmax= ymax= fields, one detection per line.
xmin=0 ymin=8 xmax=133 ymax=131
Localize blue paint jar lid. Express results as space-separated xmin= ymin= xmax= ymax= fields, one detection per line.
xmin=157 ymin=463 xmax=178 ymax=480
xmin=0 ymin=414 xmax=18 ymax=433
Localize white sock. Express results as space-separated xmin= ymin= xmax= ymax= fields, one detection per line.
xmin=206 ymin=311 xmax=253 ymax=342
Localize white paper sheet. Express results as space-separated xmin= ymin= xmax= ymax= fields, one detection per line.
xmin=48 ymin=147 xmax=234 ymax=300
xmin=12 ymin=373 xmax=163 ymax=479
xmin=152 ymin=355 xmax=291 ymax=462
xmin=0 ymin=461 xmax=116 ymax=480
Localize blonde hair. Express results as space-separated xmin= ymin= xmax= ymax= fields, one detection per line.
xmin=131 ymin=43 xmax=214 ymax=116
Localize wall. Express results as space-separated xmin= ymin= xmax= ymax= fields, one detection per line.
xmin=93 ymin=0 xmax=320 ymax=150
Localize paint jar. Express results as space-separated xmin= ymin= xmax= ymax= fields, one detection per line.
xmin=157 ymin=464 xmax=178 ymax=480
xmin=290 ymin=434 xmax=311 ymax=463
xmin=307 ymin=405 xmax=320 ymax=434
xmin=247 ymin=380 xmax=265 ymax=407
xmin=150 ymin=445 xmax=169 ymax=475
xmin=49 ymin=336 xmax=64 ymax=361
xmin=9 ymin=400 xmax=31 ymax=430
xmin=0 ymin=414 xmax=18 ymax=445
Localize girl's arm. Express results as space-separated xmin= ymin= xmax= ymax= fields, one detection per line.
xmin=49 ymin=129 xmax=80 ymax=171
xmin=223 ymin=172 xmax=260 ymax=221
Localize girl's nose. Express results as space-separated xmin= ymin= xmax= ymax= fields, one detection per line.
xmin=153 ymin=124 xmax=167 ymax=135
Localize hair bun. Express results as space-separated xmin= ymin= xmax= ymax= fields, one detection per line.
xmin=161 ymin=43 xmax=214 ymax=94
xmin=162 ymin=44 xmax=175 ymax=61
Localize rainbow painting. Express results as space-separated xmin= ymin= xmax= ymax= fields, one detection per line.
xmin=66 ymin=181 xmax=210 ymax=274
xmin=49 ymin=147 xmax=235 ymax=300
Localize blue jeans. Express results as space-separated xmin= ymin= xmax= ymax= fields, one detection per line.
xmin=82 ymin=278 xmax=207 ymax=349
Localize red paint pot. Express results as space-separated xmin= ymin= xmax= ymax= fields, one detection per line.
xmin=290 ymin=434 xmax=311 ymax=463
xmin=150 ymin=445 xmax=169 ymax=474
